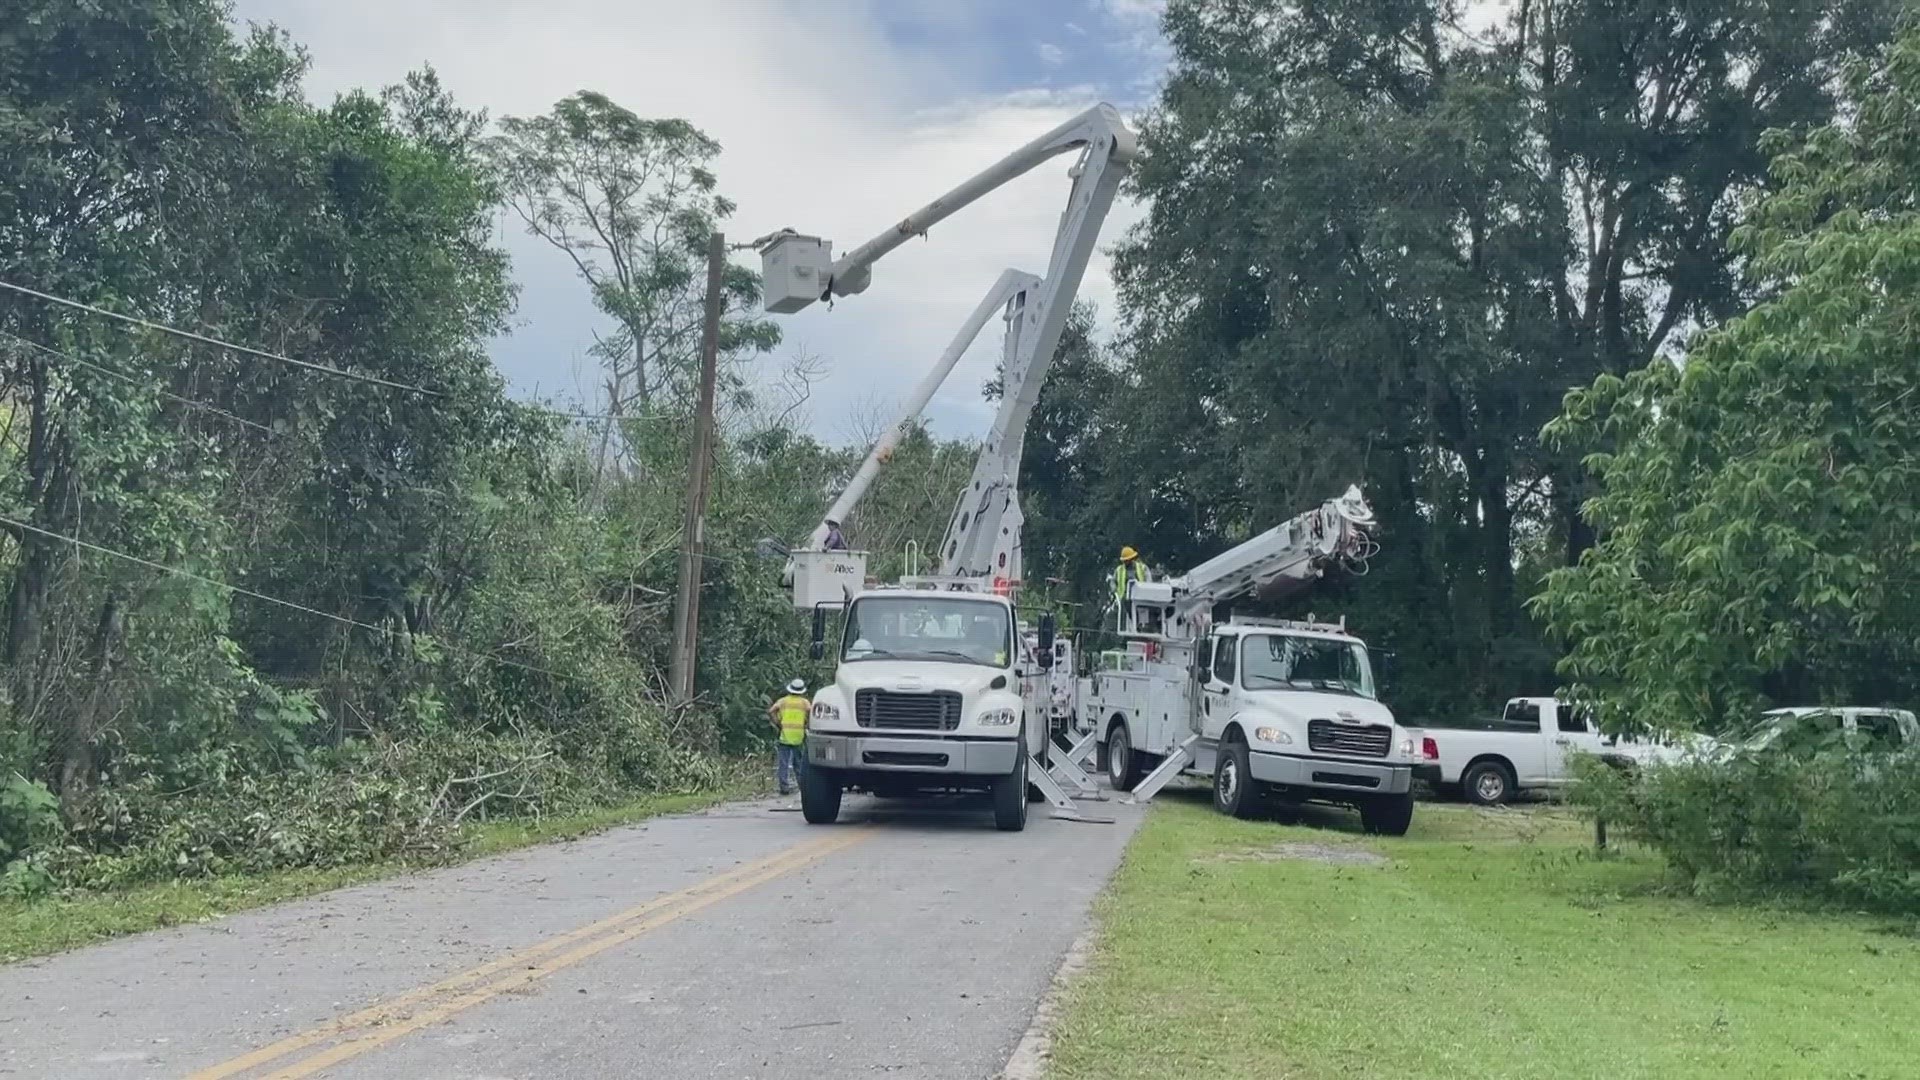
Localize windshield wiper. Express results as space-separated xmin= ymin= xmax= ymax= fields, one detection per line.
xmin=908 ymin=649 xmax=991 ymax=664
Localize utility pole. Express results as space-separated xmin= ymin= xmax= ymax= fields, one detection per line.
xmin=669 ymin=232 xmax=726 ymax=707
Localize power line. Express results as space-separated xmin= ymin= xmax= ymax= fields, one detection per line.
xmin=0 ymin=330 xmax=276 ymax=435
xmin=1 ymin=278 xmax=680 ymax=428
xmin=0 ymin=513 xmax=592 ymax=684
xmin=0 ymin=278 xmax=448 ymax=397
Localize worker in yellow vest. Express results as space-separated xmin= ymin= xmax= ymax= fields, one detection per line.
xmin=1114 ymin=546 xmax=1148 ymax=630
xmin=767 ymin=678 xmax=811 ymax=795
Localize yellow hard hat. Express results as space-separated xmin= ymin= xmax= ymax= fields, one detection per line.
xmin=1119 ymin=546 xmax=1138 ymax=561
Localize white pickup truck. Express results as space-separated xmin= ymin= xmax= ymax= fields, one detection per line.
xmin=1417 ymin=696 xmax=1706 ymax=805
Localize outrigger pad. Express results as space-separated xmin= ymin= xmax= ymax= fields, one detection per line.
xmin=1121 ymin=733 xmax=1198 ymax=804
xmin=1028 ymin=755 xmax=1115 ymax=824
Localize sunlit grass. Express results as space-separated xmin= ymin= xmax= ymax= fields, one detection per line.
xmin=1050 ymin=794 xmax=1920 ymax=1079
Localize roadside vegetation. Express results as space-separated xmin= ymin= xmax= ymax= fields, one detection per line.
xmin=0 ymin=781 xmax=753 ymax=964
xmin=1051 ymin=797 xmax=1920 ymax=1080
xmin=0 ymin=2 xmax=975 ymax=920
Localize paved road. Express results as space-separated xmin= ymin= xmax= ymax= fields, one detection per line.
xmin=1 ymin=790 xmax=1144 ymax=1079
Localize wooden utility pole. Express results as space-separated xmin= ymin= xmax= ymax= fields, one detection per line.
xmin=669 ymin=232 xmax=727 ymax=706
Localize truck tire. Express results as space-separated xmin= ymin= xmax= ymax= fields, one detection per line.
xmin=1462 ymin=759 xmax=1514 ymax=806
xmin=993 ymin=744 xmax=1029 ymax=832
xmin=1213 ymin=738 xmax=1257 ymax=819
xmin=800 ymin=764 xmax=842 ymax=824
xmin=1106 ymin=722 xmax=1143 ymax=792
xmin=1360 ymin=792 xmax=1415 ymax=836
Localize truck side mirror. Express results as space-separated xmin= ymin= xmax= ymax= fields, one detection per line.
xmin=1035 ymin=613 xmax=1056 ymax=670
xmin=1376 ymin=650 xmax=1397 ymax=687
xmin=809 ymin=606 xmax=827 ymax=662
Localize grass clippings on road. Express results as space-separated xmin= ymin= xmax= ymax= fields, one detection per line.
xmin=1049 ymin=794 xmax=1920 ymax=1080
xmin=0 ymin=784 xmax=756 ymax=965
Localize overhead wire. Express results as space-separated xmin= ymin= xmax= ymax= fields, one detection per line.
xmin=0 ymin=278 xmax=445 ymax=397
xmin=0 ymin=329 xmax=277 ymax=435
xmin=0 ymin=277 xmax=663 ymax=428
xmin=0 ymin=513 xmax=609 ymax=684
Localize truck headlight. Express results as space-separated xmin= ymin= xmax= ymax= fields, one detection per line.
xmin=1254 ymin=726 xmax=1293 ymax=745
xmin=1399 ymin=737 xmax=1415 ymax=757
xmin=978 ymin=707 xmax=1019 ymax=727
xmin=812 ymin=702 xmax=840 ymax=723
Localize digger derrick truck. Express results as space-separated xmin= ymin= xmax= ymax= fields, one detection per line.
xmin=756 ymin=105 xmax=1134 ymax=830
xmin=1081 ymin=487 xmax=1425 ymax=835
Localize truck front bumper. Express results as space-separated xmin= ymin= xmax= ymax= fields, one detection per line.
xmin=1249 ymin=750 xmax=1413 ymax=796
xmin=806 ymin=732 xmax=1020 ymax=776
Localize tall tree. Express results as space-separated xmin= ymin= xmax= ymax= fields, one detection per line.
xmin=1537 ymin=25 xmax=1920 ymax=730
xmin=489 ymin=93 xmax=778 ymax=471
xmin=1033 ymin=0 xmax=1895 ymax=715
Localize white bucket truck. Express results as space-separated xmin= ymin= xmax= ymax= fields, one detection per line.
xmin=1081 ymin=488 xmax=1427 ymax=834
xmin=799 ymin=584 xmax=1058 ymax=831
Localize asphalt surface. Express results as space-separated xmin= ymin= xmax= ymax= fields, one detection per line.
xmin=1 ymin=789 xmax=1145 ymax=1079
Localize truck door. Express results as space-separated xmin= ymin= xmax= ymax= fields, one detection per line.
xmin=1548 ymin=700 xmax=1601 ymax=783
xmin=1501 ymin=698 xmax=1552 ymax=783
xmin=1199 ymin=635 xmax=1236 ymax=738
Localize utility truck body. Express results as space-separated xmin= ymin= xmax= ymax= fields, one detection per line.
xmin=1085 ymin=617 xmax=1420 ymax=833
xmin=1077 ymin=488 xmax=1424 ymax=834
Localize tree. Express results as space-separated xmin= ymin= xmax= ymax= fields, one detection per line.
xmin=489 ymin=92 xmax=778 ymax=474
xmin=1536 ymin=26 xmax=1920 ymax=731
xmin=1029 ymin=0 xmax=1895 ymax=716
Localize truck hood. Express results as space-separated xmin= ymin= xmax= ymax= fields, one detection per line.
xmin=833 ymin=660 xmax=1009 ymax=699
xmin=1239 ymin=690 xmax=1397 ymax=728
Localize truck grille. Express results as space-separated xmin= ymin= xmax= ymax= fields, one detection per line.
xmin=855 ymin=689 xmax=963 ymax=731
xmin=1308 ymin=719 xmax=1392 ymax=757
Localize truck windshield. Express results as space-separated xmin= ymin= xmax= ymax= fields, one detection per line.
xmin=841 ymin=596 xmax=1012 ymax=667
xmin=1239 ymin=634 xmax=1376 ymax=698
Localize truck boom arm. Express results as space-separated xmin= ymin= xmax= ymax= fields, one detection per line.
xmin=1126 ymin=486 xmax=1378 ymax=636
xmin=935 ymin=111 xmax=1135 ymax=582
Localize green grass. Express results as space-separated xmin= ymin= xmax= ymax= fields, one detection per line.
xmin=0 ymin=783 xmax=756 ymax=965
xmin=1050 ymin=792 xmax=1920 ymax=1080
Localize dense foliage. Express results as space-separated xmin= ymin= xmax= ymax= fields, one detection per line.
xmin=0 ymin=0 xmax=969 ymax=895
xmin=1539 ymin=28 xmax=1920 ymax=732
xmin=1572 ymin=746 xmax=1920 ymax=913
xmin=1022 ymin=0 xmax=1897 ymax=720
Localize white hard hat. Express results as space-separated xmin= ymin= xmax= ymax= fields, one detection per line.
xmin=787 ymin=678 xmax=806 ymax=693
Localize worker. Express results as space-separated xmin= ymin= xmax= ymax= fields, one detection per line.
xmin=767 ymin=679 xmax=811 ymax=795
xmin=1114 ymin=546 xmax=1147 ymax=629
xmin=822 ymin=519 xmax=848 ymax=551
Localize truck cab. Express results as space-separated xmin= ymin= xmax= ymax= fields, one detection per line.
xmin=801 ymin=587 xmax=1052 ymax=831
xmin=1193 ymin=622 xmax=1419 ymax=832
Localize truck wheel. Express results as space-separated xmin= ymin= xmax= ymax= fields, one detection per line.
xmin=1462 ymin=760 xmax=1514 ymax=806
xmin=1360 ymin=792 xmax=1415 ymax=836
xmin=993 ymin=745 xmax=1029 ymax=832
xmin=1213 ymin=738 xmax=1257 ymax=819
xmin=1106 ymin=723 xmax=1142 ymax=792
xmin=800 ymin=764 xmax=842 ymax=824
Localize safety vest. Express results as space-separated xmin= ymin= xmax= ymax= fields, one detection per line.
xmin=775 ymin=694 xmax=809 ymax=745
xmin=1114 ymin=560 xmax=1145 ymax=606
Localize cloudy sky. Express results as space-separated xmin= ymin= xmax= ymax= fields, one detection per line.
xmin=230 ymin=0 xmax=1170 ymax=443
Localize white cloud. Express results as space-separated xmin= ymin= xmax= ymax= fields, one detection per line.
xmin=232 ymin=0 xmax=1149 ymax=444
xmin=1037 ymin=41 xmax=1065 ymax=67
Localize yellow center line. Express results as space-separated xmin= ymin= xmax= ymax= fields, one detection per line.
xmin=188 ymin=829 xmax=868 ymax=1080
